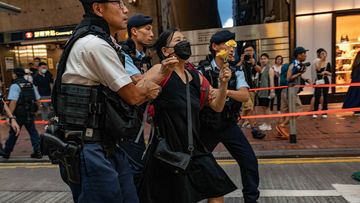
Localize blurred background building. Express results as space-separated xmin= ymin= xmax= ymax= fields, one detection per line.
xmin=0 ymin=0 xmax=359 ymax=100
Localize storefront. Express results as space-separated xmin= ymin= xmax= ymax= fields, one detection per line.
xmin=295 ymin=0 xmax=360 ymax=96
xmin=0 ymin=25 xmax=75 ymax=88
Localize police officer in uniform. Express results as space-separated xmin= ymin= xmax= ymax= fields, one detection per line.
xmin=2 ymin=68 xmax=41 ymax=159
xmin=122 ymin=14 xmax=154 ymax=82
xmin=198 ymin=30 xmax=260 ymax=203
xmin=116 ymin=14 xmax=155 ymax=187
xmin=48 ymin=0 xmax=175 ymax=202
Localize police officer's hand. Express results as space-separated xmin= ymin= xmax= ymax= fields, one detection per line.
xmin=144 ymin=80 xmax=161 ymax=100
xmin=10 ymin=119 xmax=20 ymax=136
xmin=160 ymin=56 xmax=179 ymax=76
xmin=219 ymin=63 xmax=231 ymax=83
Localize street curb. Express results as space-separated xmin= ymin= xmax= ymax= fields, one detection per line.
xmin=2 ymin=148 xmax=360 ymax=163
xmin=0 ymin=157 xmax=50 ymax=163
xmin=213 ymin=148 xmax=360 ymax=159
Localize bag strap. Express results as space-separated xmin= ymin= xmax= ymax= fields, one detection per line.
xmin=185 ymin=71 xmax=194 ymax=155
xmin=134 ymin=102 xmax=150 ymax=143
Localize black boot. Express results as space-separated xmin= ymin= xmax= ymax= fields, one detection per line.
xmin=30 ymin=151 xmax=43 ymax=159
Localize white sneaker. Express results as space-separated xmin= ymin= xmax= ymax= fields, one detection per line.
xmin=312 ymin=114 xmax=318 ymax=119
xmin=321 ymin=114 xmax=328 ymax=119
xmin=354 ymin=113 xmax=360 ymax=117
xmin=266 ymin=124 xmax=272 ymax=131
xmin=259 ymin=123 xmax=268 ymax=131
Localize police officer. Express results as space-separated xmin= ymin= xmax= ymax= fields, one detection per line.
xmin=50 ymin=0 xmax=174 ymax=202
xmin=116 ymin=14 xmax=155 ymax=187
xmin=0 ymin=92 xmax=21 ymax=156
xmin=122 ymin=14 xmax=154 ymax=81
xmin=2 ymin=68 xmax=41 ymax=159
xmin=198 ymin=30 xmax=260 ymax=203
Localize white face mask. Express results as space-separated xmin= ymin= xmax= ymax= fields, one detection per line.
xmin=41 ymin=69 xmax=47 ymax=74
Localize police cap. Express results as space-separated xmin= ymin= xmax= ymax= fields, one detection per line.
xmin=128 ymin=14 xmax=153 ymax=30
xmin=13 ymin=68 xmax=25 ymax=77
xmin=210 ymin=30 xmax=235 ymax=44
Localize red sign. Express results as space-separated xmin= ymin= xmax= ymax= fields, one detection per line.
xmin=25 ymin=32 xmax=33 ymax=39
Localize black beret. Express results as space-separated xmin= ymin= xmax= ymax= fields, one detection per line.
xmin=13 ymin=68 xmax=25 ymax=77
xmin=128 ymin=14 xmax=153 ymax=30
xmin=210 ymin=30 xmax=235 ymax=44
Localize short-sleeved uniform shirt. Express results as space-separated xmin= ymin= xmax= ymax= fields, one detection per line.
xmin=62 ymin=34 xmax=132 ymax=91
xmin=8 ymin=82 xmax=41 ymax=101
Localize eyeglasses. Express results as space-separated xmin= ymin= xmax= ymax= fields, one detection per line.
xmin=102 ymin=0 xmax=125 ymax=9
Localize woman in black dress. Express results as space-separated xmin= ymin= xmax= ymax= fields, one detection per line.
xmin=138 ymin=29 xmax=237 ymax=203
xmin=343 ymin=51 xmax=360 ymax=116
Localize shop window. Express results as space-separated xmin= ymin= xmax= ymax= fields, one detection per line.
xmin=335 ymin=14 xmax=360 ymax=93
xmin=11 ymin=44 xmax=47 ymax=67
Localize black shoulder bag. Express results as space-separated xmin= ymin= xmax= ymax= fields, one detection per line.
xmin=153 ymin=71 xmax=194 ymax=174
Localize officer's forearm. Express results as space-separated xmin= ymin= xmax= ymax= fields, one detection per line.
xmin=117 ymin=83 xmax=147 ymax=106
xmin=209 ymin=82 xmax=228 ymax=112
xmin=227 ymin=88 xmax=249 ymax=102
xmin=9 ymin=100 xmax=16 ymax=113
xmin=2 ymin=100 xmax=15 ymax=117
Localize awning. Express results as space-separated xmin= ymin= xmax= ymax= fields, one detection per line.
xmin=0 ymin=2 xmax=21 ymax=14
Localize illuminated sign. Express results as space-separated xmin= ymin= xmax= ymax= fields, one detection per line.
xmin=25 ymin=32 xmax=33 ymax=39
xmin=33 ymin=30 xmax=73 ymax=38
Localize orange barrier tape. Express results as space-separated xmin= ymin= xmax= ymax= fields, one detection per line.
xmin=241 ymin=107 xmax=360 ymax=119
xmin=0 ymin=120 xmax=48 ymax=125
xmin=249 ymin=82 xmax=360 ymax=92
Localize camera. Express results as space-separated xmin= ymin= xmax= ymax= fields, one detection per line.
xmin=296 ymin=62 xmax=310 ymax=72
xmin=244 ymin=54 xmax=251 ymax=62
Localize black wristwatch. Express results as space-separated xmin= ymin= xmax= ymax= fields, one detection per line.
xmin=9 ymin=116 xmax=16 ymax=122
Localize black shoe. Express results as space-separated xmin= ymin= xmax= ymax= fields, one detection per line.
xmin=0 ymin=150 xmax=5 ymax=157
xmin=2 ymin=153 xmax=10 ymax=159
xmin=252 ymin=128 xmax=266 ymax=139
xmin=30 ymin=151 xmax=43 ymax=159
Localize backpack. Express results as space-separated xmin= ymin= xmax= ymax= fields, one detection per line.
xmin=280 ymin=63 xmax=289 ymax=86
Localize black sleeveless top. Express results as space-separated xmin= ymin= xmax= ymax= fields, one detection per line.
xmin=153 ymin=69 xmax=205 ymax=154
xmin=139 ymin=68 xmax=236 ymax=203
xmin=316 ymin=67 xmax=330 ymax=84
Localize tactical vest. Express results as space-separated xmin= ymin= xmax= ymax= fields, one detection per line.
xmin=13 ymin=78 xmax=38 ymax=122
xmin=122 ymin=41 xmax=152 ymax=74
xmin=198 ymin=61 xmax=242 ymax=129
xmin=52 ymin=15 xmax=141 ymax=143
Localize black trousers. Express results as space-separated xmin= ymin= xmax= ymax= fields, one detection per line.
xmin=200 ymin=123 xmax=260 ymax=203
xmin=270 ymin=90 xmax=282 ymax=111
xmin=314 ymin=87 xmax=329 ymax=111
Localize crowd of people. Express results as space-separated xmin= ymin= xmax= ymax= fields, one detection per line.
xmin=1 ymin=0 xmax=360 ymax=203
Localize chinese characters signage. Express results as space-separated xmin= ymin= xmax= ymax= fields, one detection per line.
xmin=25 ymin=30 xmax=73 ymax=39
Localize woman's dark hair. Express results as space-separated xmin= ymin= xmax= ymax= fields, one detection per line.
xmin=316 ymin=48 xmax=327 ymax=58
xmin=275 ymin=55 xmax=283 ymax=65
xmin=150 ymin=28 xmax=178 ymax=60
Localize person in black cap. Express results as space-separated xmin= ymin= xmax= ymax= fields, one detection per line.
xmin=115 ymin=13 xmax=154 ymax=188
xmin=43 ymin=0 xmax=176 ymax=202
xmin=276 ymin=46 xmax=311 ymax=139
xmin=198 ymin=30 xmax=261 ymax=203
xmin=122 ymin=13 xmax=154 ymax=82
xmin=2 ymin=68 xmax=41 ymax=159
